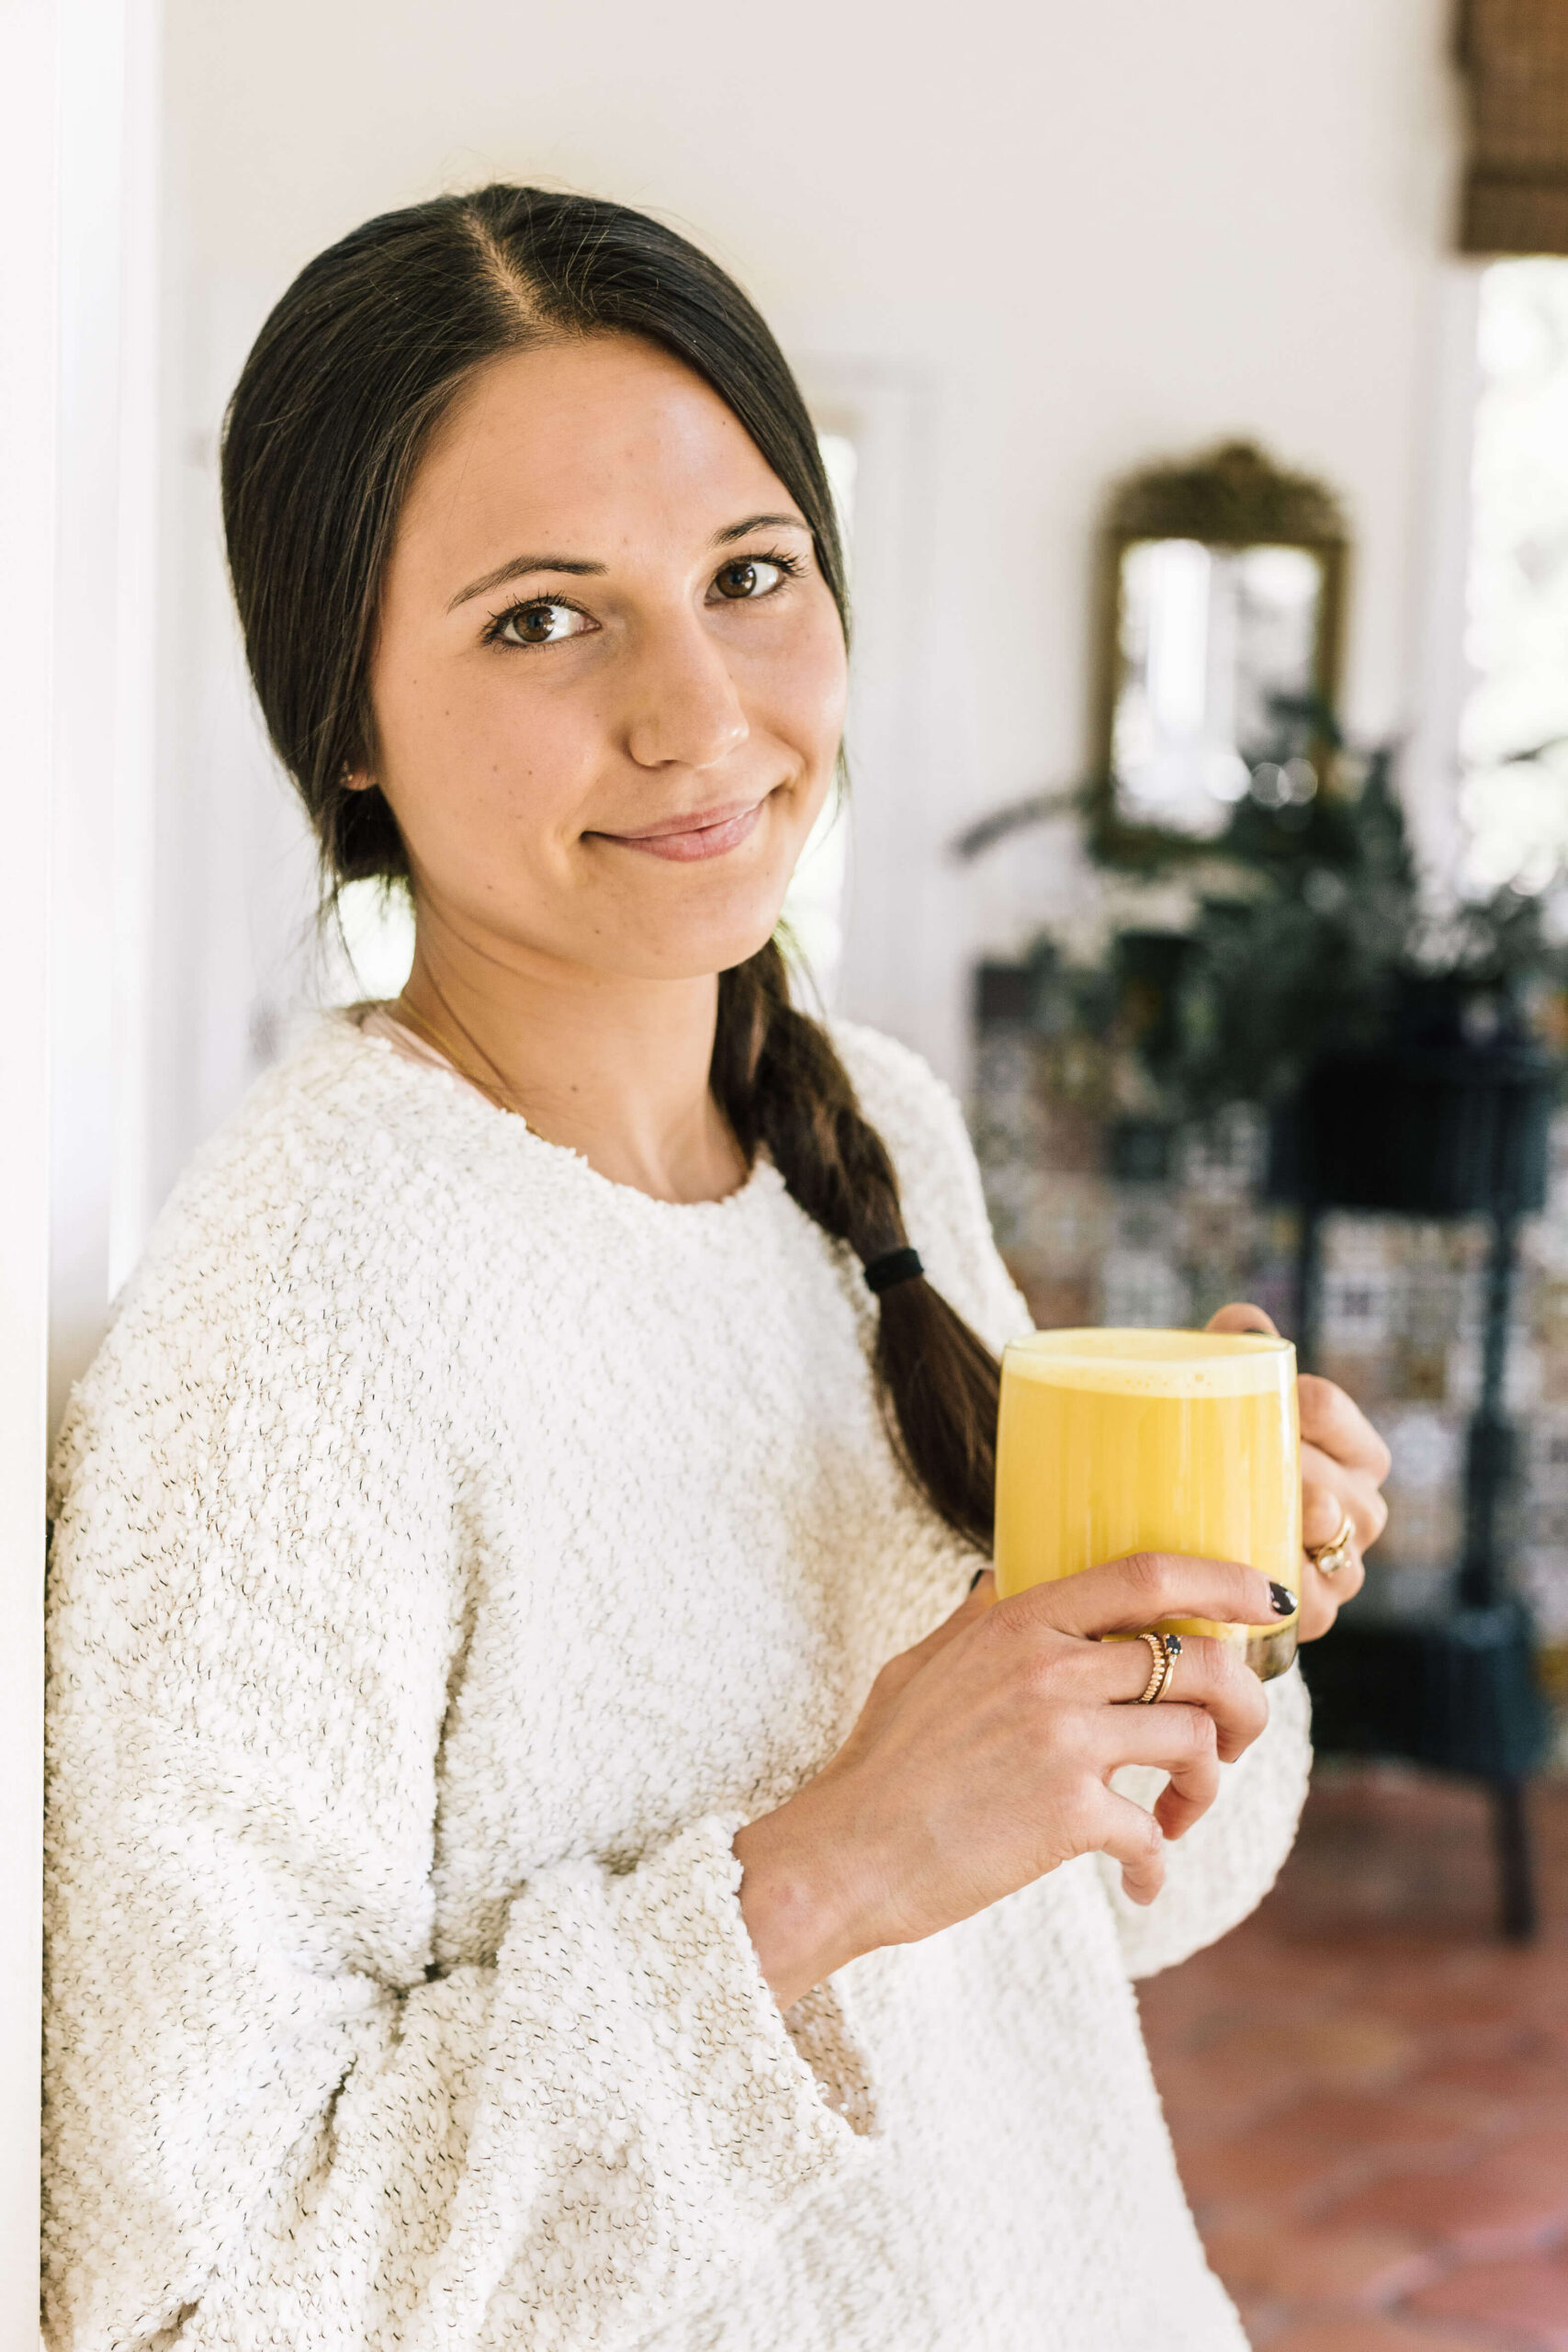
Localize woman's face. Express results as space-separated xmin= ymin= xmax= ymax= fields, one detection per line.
xmin=363 ymin=334 xmax=849 ymax=982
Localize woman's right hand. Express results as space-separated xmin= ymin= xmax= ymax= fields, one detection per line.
xmin=733 ymin=1554 xmax=1288 ymax=2011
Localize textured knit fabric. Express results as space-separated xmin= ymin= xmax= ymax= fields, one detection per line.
xmin=44 ymin=1011 xmax=1312 ymax=2352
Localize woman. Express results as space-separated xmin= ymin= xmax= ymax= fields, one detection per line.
xmin=44 ymin=186 xmax=1389 ymax=2351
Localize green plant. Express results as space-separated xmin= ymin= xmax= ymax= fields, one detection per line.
xmin=1098 ymin=711 xmax=1568 ymax=1120
xmin=966 ymin=702 xmax=1568 ymax=1122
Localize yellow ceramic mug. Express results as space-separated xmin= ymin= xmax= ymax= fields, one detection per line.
xmin=993 ymin=1328 xmax=1301 ymax=1679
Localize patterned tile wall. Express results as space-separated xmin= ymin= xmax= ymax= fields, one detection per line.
xmin=970 ymin=1015 xmax=1568 ymax=1647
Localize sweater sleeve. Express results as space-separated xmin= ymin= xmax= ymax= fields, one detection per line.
xmin=1094 ymin=1663 xmax=1314 ymax=1978
xmin=43 ymin=1256 xmax=865 ymax=2352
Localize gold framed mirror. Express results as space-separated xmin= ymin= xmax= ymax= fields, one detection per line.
xmin=1091 ymin=441 xmax=1350 ymax=860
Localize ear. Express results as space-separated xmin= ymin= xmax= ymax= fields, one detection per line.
xmin=341 ymin=764 xmax=378 ymax=795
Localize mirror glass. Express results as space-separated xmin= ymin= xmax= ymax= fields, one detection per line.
xmin=1111 ymin=537 xmax=1327 ymax=837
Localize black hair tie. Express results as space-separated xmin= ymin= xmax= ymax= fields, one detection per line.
xmin=863 ymin=1245 xmax=925 ymax=1297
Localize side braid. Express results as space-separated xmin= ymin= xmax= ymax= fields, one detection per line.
xmin=712 ymin=940 xmax=1002 ymax=1552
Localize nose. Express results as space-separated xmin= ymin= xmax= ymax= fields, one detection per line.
xmin=622 ymin=609 xmax=750 ymax=772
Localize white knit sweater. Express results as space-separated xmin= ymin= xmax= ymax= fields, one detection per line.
xmin=44 ymin=1012 xmax=1311 ymax=2352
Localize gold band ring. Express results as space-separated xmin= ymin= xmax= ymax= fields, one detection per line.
xmin=1307 ymin=1510 xmax=1357 ymax=1577
xmin=1134 ymin=1629 xmax=1181 ymax=1703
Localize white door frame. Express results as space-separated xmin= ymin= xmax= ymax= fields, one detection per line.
xmin=0 ymin=0 xmax=159 ymax=2328
xmin=0 ymin=0 xmax=59 ymax=2301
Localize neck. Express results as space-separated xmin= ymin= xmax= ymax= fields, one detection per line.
xmin=397 ymin=909 xmax=747 ymax=1205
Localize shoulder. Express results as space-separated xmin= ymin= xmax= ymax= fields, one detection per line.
xmin=55 ymin=1018 xmax=475 ymax=1492
xmin=828 ymin=1018 xmax=1029 ymax=1350
xmin=130 ymin=1011 xmax=506 ymax=1291
xmin=145 ymin=1012 xmax=468 ymax=1247
xmin=113 ymin=1018 xmax=429 ymax=1324
xmin=829 ymin=1018 xmax=973 ymax=1191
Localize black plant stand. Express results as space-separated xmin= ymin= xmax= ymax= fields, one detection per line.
xmin=1275 ymin=1009 xmax=1555 ymax=1942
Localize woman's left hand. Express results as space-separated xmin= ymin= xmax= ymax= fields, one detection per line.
xmin=1207 ymin=1303 xmax=1392 ymax=1640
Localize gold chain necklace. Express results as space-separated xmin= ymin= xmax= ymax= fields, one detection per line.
xmin=391 ymin=991 xmax=751 ymax=1200
xmin=389 ymin=993 xmax=526 ymax=1122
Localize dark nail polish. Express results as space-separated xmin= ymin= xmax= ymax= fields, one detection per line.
xmin=969 ymin=1566 xmax=987 ymax=1593
xmin=1269 ymin=1581 xmax=1298 ymax=1616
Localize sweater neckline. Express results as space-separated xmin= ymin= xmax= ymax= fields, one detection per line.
xmin=343 ymin=1006 xmax=785 ymax=1226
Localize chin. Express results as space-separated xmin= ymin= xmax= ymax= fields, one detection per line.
xmin=636 ymin=861 xmax=800 ymax=980
xmin=674 ymin=922 xmax=784 ymax=982
xmin=626 ymin=897 xmax=789 ymax=984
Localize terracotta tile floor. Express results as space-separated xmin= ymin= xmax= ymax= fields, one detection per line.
xmin=1140 ymin=1765 xmax=1568 ymax=2352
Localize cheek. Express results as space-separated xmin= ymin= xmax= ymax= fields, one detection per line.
xmin=375 ymin=655 xmax=598 ymax=858
xmin=752 ymin=606 xmax=848 ymax=766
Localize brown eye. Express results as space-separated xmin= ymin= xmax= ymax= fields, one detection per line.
xmin=495 ymin=599 xmax=592 ymax=647
xmin=711 ymin=558 xmax=785 ymax=602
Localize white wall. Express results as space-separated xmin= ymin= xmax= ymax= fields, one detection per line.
xmin=153 ymin=0 xmax=1465 ymax=1215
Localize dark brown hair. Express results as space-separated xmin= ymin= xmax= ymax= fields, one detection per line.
xmin=221 ymin=184 xmax=1000 ymax=1548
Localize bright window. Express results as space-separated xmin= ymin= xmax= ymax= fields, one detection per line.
xmin=1460 ymin=258 xmax=1568 ymax=893
xmin=778 ymin=429 xmax=855 ymax=1006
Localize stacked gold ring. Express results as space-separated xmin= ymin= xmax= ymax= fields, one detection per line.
xmin=1307 ymin=1510 xmax=1357 ymax=1577
xmin=1134 ymin=1629 xmax=1181 ymax=1703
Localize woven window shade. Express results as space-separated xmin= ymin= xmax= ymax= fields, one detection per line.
xmin=1461 ymin=0 xmax=1568 ymax=253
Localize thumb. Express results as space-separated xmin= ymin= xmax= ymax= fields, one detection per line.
xmin=1206 ymin=1300 xmax=1280 ymax=1339
xmin=924 ymin=1567 xmax=996 ymax=1651
xmin=840 ymin=1568 xmax=996 ymax=1748
xmin=890 ymin=1569 xmax=996 ymax=1685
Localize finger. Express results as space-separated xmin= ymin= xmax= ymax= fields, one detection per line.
xmin=1090 ymin=1702 xmax=1223 ymax=1838
xmin=1085 ymin=1785 xmax=1168 ymax=1906
xmin=1298 ymin=1474 xmax=1370 ymax=1640
xmin=1085 ymin=1629 xmax=1268 ymax=1759
xmin=1153 ymin=1770 xmax=1217 ymax=1844
xmin=1299 ymin=1544 xmax=1366 ymax=1640
xmin=1302 ymin=1457 xmax=1387 ymax=1552
xmin=1055 ymin=1626 xmax=1266 ymax=1758
xmin=1205 ymin=1301 xmax=1280 ymax=1338
xmin=1013 ymin=1552 xmax=1293 ymax=1643
xmin=1297 ymin=1374 xmax=1393 ymax=1483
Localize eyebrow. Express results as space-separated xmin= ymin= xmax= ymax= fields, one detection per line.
xmin=446 ymin=513 xmax=811 ymax=612
xmin=447 ymin=555 xmax=604 ymax=612
xmin=712 ymin=511 xmax=809 ymax=545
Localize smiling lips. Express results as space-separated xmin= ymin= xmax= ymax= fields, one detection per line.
xmin=593 ymin=796 xmax=768 ymax=863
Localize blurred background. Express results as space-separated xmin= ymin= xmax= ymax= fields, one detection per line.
xmin=7 ymin=1 xmax=1568 ymax=2342
xmin=143 ymin=0 xmax=1460 ymax=1226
